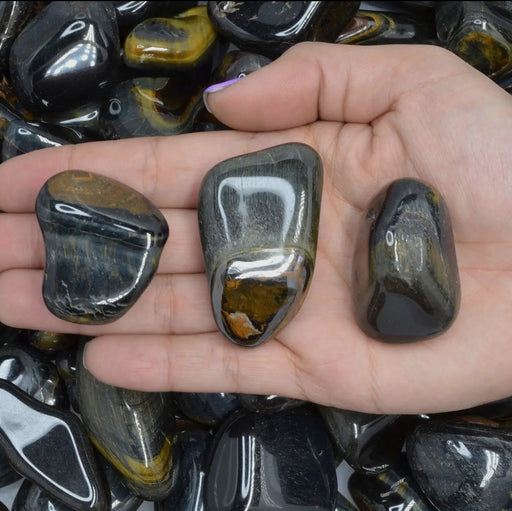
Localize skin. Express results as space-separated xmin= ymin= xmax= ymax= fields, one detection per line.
xmin=0 ymin=42 xmax=511 ymax=414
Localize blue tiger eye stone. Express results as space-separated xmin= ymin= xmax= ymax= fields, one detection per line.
xmin=198 ymin=143 xmax=323 ymax=347
xmin=353 ymin=178 xmax=460 ymax=342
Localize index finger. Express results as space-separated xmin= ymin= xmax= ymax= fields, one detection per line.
xmin=0 ymin=128 xmax=309 ymax=213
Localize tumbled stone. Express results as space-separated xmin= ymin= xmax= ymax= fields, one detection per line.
xmin=100 ymin=76 xmax=204 ymax=139
xmin=335 ymin=492 xmax=358 ymax=511
xmin=0 ymin=344 xmax=66 ymax=407
xmin=155 ymin=430 xmax=212 ymax=511
xmin=353 ymin=178 xmax=460 ymax=342
xmin=318 ymin=406 xmax=417 ymax=473
xmin=9 ymin=2 xmax=121 ymax=112
xmin=435 ymin=1 xmax=512 ymax=78
xmin=214 ymin=50 xmax=272 ymax=81
xmin=36 ymin=170 xmax=168 ymax=324
xmin=406 ymin=417 xmax=512 ymax=511
xmin=0 ymin=502 xmax=6 ymax=511
xmin=205 ymin=406 xmax=337 ymax=510
xmin=349 ymin=457 xmax=433 ymax=510
xmin=237 ymin=393 xmax=304 ymax=413
xmin=26 ymin=330 xmax=83 ymax=354
xmin=1 ymin=119 xmax=69 ymax=162
xmin=198 ymin=143 xmax=323 ymax=346
xmin=336 ymin=9 xmax=436 ymax=45
xmin=208 ymin=1 xmax=360 ymax=58
xmin=0 ymin=379 xmax=107 ymax=511
xmin=124 ymin=6 xmax=221 ymax=80
xmin=174 ymin=392 xmax=241 ymax=427
xmin=77 ymin=344 xmax=180 ymax=501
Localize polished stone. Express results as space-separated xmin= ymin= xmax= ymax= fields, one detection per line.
xmin=155 ymin=430 xmax=211 ymax=511
xmin=0 ymin=1 xmax=37 ymax=73
xmin=1 ymin=119 xmax=69 ymax=162
xmin=77 ymin=345 xmax=180 ymax=501
xmin=207 ymin=1 xmax=360 ymax=58
xmin=113 ymin=1 xmax=197 ymax=38
xmin=406 ymin=417 xmax=512 ymax=510
xmin=237 ymin=393 xmax=304 ymax=413
xmin=198 ymin=143 xmax=323 ymax=346
xmin=36 ymin=170 xmax=168 ymax=324
xmin=55 ymin=347 xmax=79 ymax=412
xmin=214 ymin=50 xmax=272 ymax=81
xmin=435 ymin=1 xmax=512 ymax=78
xmin=349 ymin=458 xmax=434 ymax=511
xmin=0 ymin=379 xmax=107 ymax=511
xmin=174 ymin=392 xmax=240 ymax=427
xmin=9 ymin=2 xmax=121 ymax=112
xmin=0 ymin=502 xmax=6 ymax=511
xmin=26 ymin=330 xmax=84 ymax=354
xmin=100 ymin=76 xmax=204 ymax=139
xmin=124 ymin=6 xmax=220 ymax=79
xmin=336 ymin=9 xmax=436 ymax=45
xmin=318 ymin=406 xmax=416 ymax=473
xmin=353 ymin=178 xmax=460 ymax=342
xmin=205 ymin=406 xmax=337 ymax=510
xmin=0 ymin=344 xmax=66 ymax=407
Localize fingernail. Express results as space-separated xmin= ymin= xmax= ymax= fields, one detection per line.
xmin=82 ymin=342 xmax=89 ymax=371
xmin=203 ymin=77 xmax=242 ymax=113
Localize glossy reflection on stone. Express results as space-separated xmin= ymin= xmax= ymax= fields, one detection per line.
xmin=9 ymin=2 xmax=121 ymax=112
xmin=349 ymin=458 xmax=433 ymax=511
xmin=77 ymin=346 xmax=180 ymax=501
xmin=155 ymin=430 xmax=212 ymax=511
xmin=100 ymin=76 xmax=204 ymax=139
xmin=0 ymin=380 xmax=107 ymax=511
xmin=174 ymin=392 xmax=240 ymax=427
xmin=1 ymin=119 xmax=69 ymax=162
xmin=36 ymin=170 xmax=168 ymax=324
xmin=336 ymin=9 xmax=436 ymax=45
xmin=406 ymin=417 xmax=512 ymax=510
xmin=318 ymin=406 xmax=416 ymax=473
xmin=214 ymin=50 xmax=272 ymax=81
xmin=26 ymin=330 xmax=84 ymax=354
xmin=206 ymin=406 xmax=337 ymax=510
xmin=198 ymin=143 xmax=323 ymax=346
xmin=0 ymin=344 xmax=66 ymax=407
xmin=208 ymin=1 xmax=360 ymax=58
xmin=353 ymin=178 xmax=460 ymax=342
xmin=124 ymin=6 xmax=219 ymax=77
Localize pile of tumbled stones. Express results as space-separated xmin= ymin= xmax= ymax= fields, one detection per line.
xmin=2 ymin=1 xmax=512 ymax=511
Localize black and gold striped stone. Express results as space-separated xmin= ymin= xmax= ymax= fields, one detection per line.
xmin=353 ymin=178 xmax=460 ymax=342
xmin=198 ymin=143 xmax=323 ymax=347
xmin=36 ymin=170 xmax=168 ymax=324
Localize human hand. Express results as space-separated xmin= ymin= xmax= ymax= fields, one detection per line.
xmin=1 ymin=42 xmax=511 ymax=414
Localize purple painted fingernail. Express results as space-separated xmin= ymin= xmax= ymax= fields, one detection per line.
xmin=203 ymin=77 xmax=242 ymax=113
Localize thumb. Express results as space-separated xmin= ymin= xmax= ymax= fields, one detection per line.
xmin=203 ymin=41 xmax=477 ymax=131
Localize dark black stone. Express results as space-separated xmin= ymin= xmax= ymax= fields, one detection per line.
xmin=36 ymin=170 xmax=168 ymax=324
xmin=353 ymin=178 xmax=460 ymax=342
xmin=406 ymin=417 xmax=512 ymax=510
xmin=77 ymin=345 xmax=180 ymax=501
xmin=198 ymin=143 xmax=323 ymax=347
xmin=237 ymin=393 xmax=305 ymax=413
xmin=26 ymin=330 xmax=84 ymax=354
xmin=0 ymin=379 xmax=107 ymax=511
xmin=1 ymin=120 xmax=69 ymax=162
xmin=155 ymin=430 xmax=212 ymax=511
xmin=54 ymin=347 xmax=79 ymax=412
xmin=335 ymin=492 xmax=358 ymax=511
xmin=207 ymin=1 xmax=360 ymax=58
xmin=9 ymin=2 xmax=121 ymax=112
xmin=319 ymin=406 xmax=417 ymax=473
xmin=205 ymin=406 xmax=337 ymax=510
xmin=0 ymin=447 xmax=19 ymax=488
xmin=0 ymin=344 xmax=66 ymax=408
xmin=0 ymin=502 xmax=7 ymax=511
xmin=349 ymin=457 xmax=434 ymax=510
xmin=174 ymin=392 xmax=241 ymax=427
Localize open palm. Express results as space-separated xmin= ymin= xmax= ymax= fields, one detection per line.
xmin=1 ymin=42 xmax=511 ymax=414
